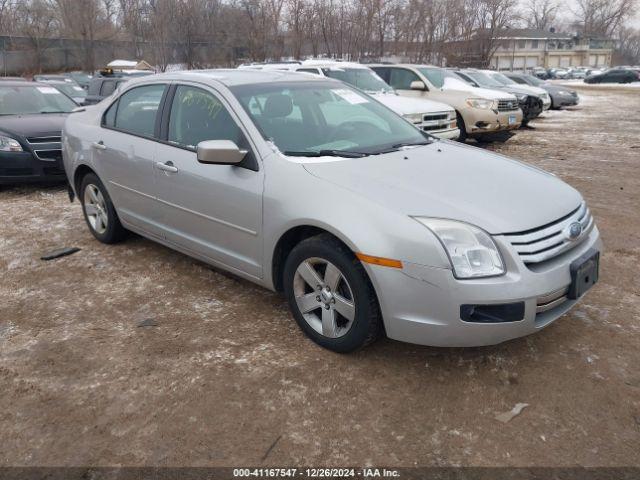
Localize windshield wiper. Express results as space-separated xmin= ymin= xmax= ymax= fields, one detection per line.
xmin=391 ymin=140 xmax=435 ymax=149
xmin=39 ymin=111 xmax=69 ymax=114
xmin=283 ymin=149 xmax=367 ymax=158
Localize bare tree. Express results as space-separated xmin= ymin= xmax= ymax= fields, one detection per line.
xmin=16 ymin=0 xmax=58 ymax=73
xmin=522 ymin=0 xmax=558 ymax=30
xmin=572 ymin=0 xmax=637 ymax=37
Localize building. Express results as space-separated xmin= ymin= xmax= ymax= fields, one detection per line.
xmin=489 ymin=29 xmax=613 ymax=71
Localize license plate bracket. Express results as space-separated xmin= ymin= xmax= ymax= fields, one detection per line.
xmin=508 ymin=114 xmax=517 ymax=125
xmin=568 ymin=249 xmax=599 ymax=300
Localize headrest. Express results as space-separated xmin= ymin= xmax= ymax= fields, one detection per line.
xmin=263 ymin=94 xmax=293 ymax=118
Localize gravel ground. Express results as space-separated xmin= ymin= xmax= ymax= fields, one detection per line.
xmin=1 ymin=85 xmax=639 ymax=468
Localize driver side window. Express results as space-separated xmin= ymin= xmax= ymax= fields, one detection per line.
xmin=389 ymin=68 xmax=420 ymax=90
xmin=168 ymin=86 xmax=244 ymax=150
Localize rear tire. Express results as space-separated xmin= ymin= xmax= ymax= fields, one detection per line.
xmin=79 ymin=173 xmax=127 ymax=244
xmin=283 ymin=234 xmax=382 ymax=353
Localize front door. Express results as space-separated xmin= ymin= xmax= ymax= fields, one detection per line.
xmin=153 ymin=84 xmax=264 ymax=279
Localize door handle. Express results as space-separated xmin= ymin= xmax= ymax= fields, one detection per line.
xmin=155 ymin=161 xmax=178 ymax=173
xmin=92 ymin=141 xmax=106 ymax=150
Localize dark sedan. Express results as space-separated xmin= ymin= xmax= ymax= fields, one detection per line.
xmin=0 ymin=82 xmax=77 ymax=185
xmin=585 ymin=69 xmax=640 ymax=84
xmin=504 ymin=72 xmax=579 ymax=109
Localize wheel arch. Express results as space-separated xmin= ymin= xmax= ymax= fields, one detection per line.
xmin=270 ymin=224 xmax=357 ymax=292
xmin=73 ymin=164 xmax=98 ymax=196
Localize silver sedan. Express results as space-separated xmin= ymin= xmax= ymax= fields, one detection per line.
xmin=62 ymin=70 xmax=602 ymax=352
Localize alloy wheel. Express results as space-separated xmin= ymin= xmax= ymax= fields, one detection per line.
xmin=83 ymin=184 xmax=108 ymax=235
xmin=293 ymin=257 xmax=356 ymax=338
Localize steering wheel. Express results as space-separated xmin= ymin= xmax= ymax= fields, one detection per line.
xmin=330 ymin=120 xmax=385 ymax=142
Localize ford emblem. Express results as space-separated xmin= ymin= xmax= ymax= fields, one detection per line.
xmin=565 ymin=222 xmax=583 ymax=241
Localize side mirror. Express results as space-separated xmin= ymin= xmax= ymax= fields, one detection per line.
xmin=410 ymin=80 xmax=427 ymax=91
xmin=197 ymin=140 xmax=247 ymax=165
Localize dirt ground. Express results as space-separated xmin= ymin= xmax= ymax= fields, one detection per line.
xmin=1 ymin=85 xmax=639 ymax=468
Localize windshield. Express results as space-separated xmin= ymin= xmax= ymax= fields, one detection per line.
xmin=55 ymin=83 xmax=87 ymax=100
xmin=322 ymin=68 xmax=393 ymax=93
xmin=463 ymin=71 xmax=504 ymax=88
xmin=524 ymin=75 xmax=543 ymax=86
xmin=489 ymin=72 xmax=517 ymax=86
xmin=0 ymin=85 xmax=77 ymax=114
xmin=417 ymin=67 xmax=461 ymax=89
xmin=231 ymin=81 xmax=430 ymax=157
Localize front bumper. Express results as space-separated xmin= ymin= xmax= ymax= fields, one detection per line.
xmin=431 ymin=128 xmax=460 ymax=140
xmin=366 ymin=225 xmax=602 ymax=347
xmin=465 ymin=109 xmax=522 ymax=136
xmin=0 ymin=151 xmax=66 ymax=185
xmin=552 ymin=92 xmax=580 ymax=108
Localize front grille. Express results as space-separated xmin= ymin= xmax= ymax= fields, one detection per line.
xmin=423 ymin=113 xmax=448 ymax=121
xmin=34 ymin=149 xmax=63 ymax=162
xmin=497 ymin=99 xmax=519 ymax=111
xmin=418 ymin=111 xmax=453 ymax=132
xmin=536 ymin=287 xmax=569 ymax=314
xmin=503 ymin=202 xmax=594 ymax=264
xmin=27 ymin=136 xmax=62 ymax=144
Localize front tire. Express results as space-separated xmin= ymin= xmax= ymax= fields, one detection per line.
xmin=283 ymin=234 xmax=382 ymax=353
xmin=80 ymin=173 xmax=126 ymax=244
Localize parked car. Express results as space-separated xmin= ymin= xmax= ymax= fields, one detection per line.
xmin=33 ymin=74 xmax=78 ymax=85
xmin=484 ymin=70 xmax=551 ymax=110
xmin=290 ymin=61 xmax=459 ymax=140
xmin=567 ymin=67 xmax=588 ymax=79
xmin=585 ymin=69 xmax=640 ymax=84
xmin=0 ymin=81 xmax=77 ymax=184
xmin=43 ymin=80 xmax=88 ymax=105
xmin=62 ymin=70 xmax=601 ymax=352
xmin=531 ymin=67 xmax=549 ymax=80
xmin=85 ymin=69 xmax=154 ymax=105
xmin=370 ymin=64 xmax=522 ymax=142
xmin=547 ymin=68 xmax=569 ymax=79
xmin=0 ymin=76 xmax=27 ymax=82
xmin=65 ymin=71 xmax=93 ymax=90
xmin=85 ymin=76 xmax=128 ymax=105
xmin=504 ymin=72 xmax=579 ymax=109
xmin=453 ymin=69 xmax=543 ymax=126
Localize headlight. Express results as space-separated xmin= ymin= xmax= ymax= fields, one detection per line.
xmin=515 ymin=93 xmax=527 ymax=102
xmin=466 ymin=98 xmax=495 ymax=109
xmin=414 ymin=218 xmax=505 ymax=279
xmin=557 ymin=90 xmax=568 ymax=95
xmin=0 ymin=135 xmax=22 ymax=152
xmin=404 ymin=113 xmax=423 ymax=124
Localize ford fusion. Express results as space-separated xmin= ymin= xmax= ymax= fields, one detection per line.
xmin=0 ymin=82 xmax=77 ymax=184
xmin=62 ymin=70 xmax=602 ymax=352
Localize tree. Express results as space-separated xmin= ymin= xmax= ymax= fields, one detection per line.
xmin=522 ymin=0 xmax=558 ymax=31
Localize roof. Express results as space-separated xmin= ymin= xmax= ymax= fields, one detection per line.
xmin=125 ymin=69 xmax=332 ymax=88
xmin=301 ymin=60 xmax=370 ymax=69
xmin=486 ymin=28 xmax=571 ymax=40
xmin=0 ymin=81 xmax=56 ymax=88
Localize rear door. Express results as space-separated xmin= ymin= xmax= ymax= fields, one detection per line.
xmin=94 ymin=83 xmax=167 ymax=237
xmin=152 ymin=84 xmax=264 ymax=278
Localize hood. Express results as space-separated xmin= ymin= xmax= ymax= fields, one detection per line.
xmin=493 ymin=84 xmax=537 ymax=98
xmin=442 ymin=77 xmax=515 ymax=100
xmin=371 ymin=92 xmax=454 ymax=115
xmin=0 ymin=113 xmax=67 ymax=137
xmin=509 ymin=84 xmax=547 ymax=96
xmin=302 ymin=142 xmax=582 ymax=234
